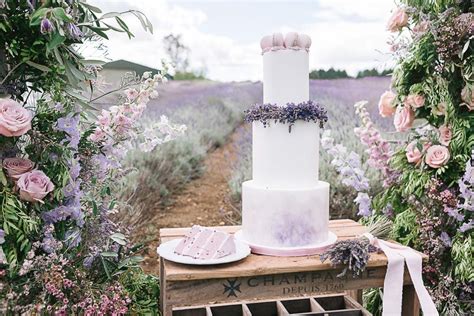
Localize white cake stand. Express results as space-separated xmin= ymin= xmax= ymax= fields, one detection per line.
xmin=234 ymin=230 xmax=337 ymax=257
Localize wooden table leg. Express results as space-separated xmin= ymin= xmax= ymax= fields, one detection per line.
xmin=345 ymin=289 xmax=363 ymax=304
xmin=402 ymin=284 xmax=420 ymax=316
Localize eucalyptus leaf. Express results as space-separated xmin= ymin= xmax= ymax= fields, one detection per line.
xmin=25 ymin=60 xmax=51 ymax=72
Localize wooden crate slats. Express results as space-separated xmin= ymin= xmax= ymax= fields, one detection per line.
xmin=160 ymin=220 xmax=423 ymax=316
xmin=171 ymin=294 xmax=371 ymax=316
xmin=163 ymin=267 xmax=413 ymax=311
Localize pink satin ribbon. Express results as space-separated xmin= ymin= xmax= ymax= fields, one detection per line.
xmin=363 ymin=233 xmax=438 ymax=316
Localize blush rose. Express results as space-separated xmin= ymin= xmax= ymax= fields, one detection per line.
xmin=425 ymin=145 xmax=450 ymax=169
xmin=406 ymin=94 xmax=425 ymax=108
xmin=378 ymin=91 xmax=397 ymax=117
xmin=438 ymin=125 xmax=452 ymax=146
xmin=17 ymin=170 xmax=54 ymax=203
xmin=0 ymin=98 xmax=32 ymax=137
xmin=394 ymin=106 xmax=415 ymax=132
xmin=387 ymin=8 xmax=408 ymax=32
xmin=405 ymin=141 xmax=423 ymax=165
xmin=2 ymin=157 xmax=35 ymax=180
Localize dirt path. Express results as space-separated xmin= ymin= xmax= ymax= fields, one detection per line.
xmin=141 ymin=131 xmax=239 ymax=275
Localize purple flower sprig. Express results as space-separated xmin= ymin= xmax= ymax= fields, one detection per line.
xmin=244 ymin=100 xmax=328 ymax=132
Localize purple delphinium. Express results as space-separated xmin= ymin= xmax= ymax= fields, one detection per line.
xmin=40 ymin=18 xmax=53 ymax=34
xmin=0 ymin=229 xmax=4 ymax=244
xmin=459 ymin=220 xmax=473 ymax=233
xmin=439 ymin=232 xmax=452 ymax=247
xmin=321 ymin=130 xmax=372 ymax=216
xmin=55 ymin=113 xmax=80 ymax=150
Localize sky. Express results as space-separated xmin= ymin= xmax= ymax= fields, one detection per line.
xmin=90 ymin=0 xmax=397 ymax=82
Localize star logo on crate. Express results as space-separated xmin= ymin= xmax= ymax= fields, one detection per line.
xmin=223 ymin=278 xmax=241 ymax=297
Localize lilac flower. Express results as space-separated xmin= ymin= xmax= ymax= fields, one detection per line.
xmin=55 ymin=114 xmax=79 ymax=134
xmin=458 ymin=160 xmax=474 ymax=212
xmin=459 ymin=220 xmax=473 ymax=233
xmin=63 ymin=179 xmax=81 ymax=198
xmin=0 ymin=229 xmax=4 ymax=244
xmin=354 ymin=192 xmax=372 ymax=217
xmin=321 ymin=130 xmax=372 ymax=217
xmin=41 ymin=225 xmax=62 ymax=254
xmin=40 ymin=18 xmax=53 ymax=34
xmin=69 ymin=159 xmax=81 ymax=180
xmin=440 ymin=232 xmax=452 ymax=247
xmin=67 ymin=23 xmax=83 ymax=40
xmin=443 ymin=206 xmax=465 ymax=221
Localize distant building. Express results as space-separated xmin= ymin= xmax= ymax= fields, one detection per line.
xmin=100 ymin=59 xmax=160 ymax=89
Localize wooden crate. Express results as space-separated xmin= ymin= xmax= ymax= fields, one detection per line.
xmin=160 ymin=220 xmax=425 ymax=316
xmin=172 ymin=294 xmax=372 ymax=316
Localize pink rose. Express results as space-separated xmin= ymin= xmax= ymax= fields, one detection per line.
xmin=393 ymin=106 xmax=415 ymax=132
xmin=438 ymin=125 xmax=452 ymax=146
xmin=461 ymin=85 xmax=473 ymax=111
xmin=378 ymin=91 xmax=397 ymax=117
xmin=425 ymin=145 xmax=450 ymax=169
xmin=0 ymin=98 xmax=32 ymax=137
xmin=405 ymin=141 xmax=423 ymax=165
xmin=406 ymin=94 xmax=425 ymax=108
xmin=17 ymin=170 xmax=54 ymax=203
xmin=387 ymin=8 xmax=409 ymax=32
xmin=2 ymin=157 xmax=34 ymax=180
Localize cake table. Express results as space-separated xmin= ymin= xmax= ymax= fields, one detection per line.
xmin=159 ymin=219 xmax=425 ymax=316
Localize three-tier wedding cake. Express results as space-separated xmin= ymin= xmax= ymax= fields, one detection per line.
xmin=237 ymin=32 xmax=337 ymax=256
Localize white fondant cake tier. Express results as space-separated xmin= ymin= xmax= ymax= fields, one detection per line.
xmin=241 ymin=180 xmax=330 ymax=248
xmin=252 ymin=120 xmax=319 ymax=188
xmin=263 ymin=49 xmax=309 ymax=105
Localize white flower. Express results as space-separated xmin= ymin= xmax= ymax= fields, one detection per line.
xmin=142 ymin=71 xmax=152 ymax=79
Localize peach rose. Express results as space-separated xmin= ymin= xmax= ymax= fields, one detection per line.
xmin=2 ymin=157 xmax=34 ymax=180
xmin=405 ymin=141 xmax=423 ymax=164
xmin=17 ymin=170 xmax=54 ymax=203
xmin=461 ymin=85 xmax=473 ymax=111
xmin=378 ymin=91 xmax=397 ymax=117
xmin=425 ymin=145 xmax=450 ymax=169
xmin=394 ymin=106 xmax=415 ymax=132
xmin=438 ymin=125 xmax=452 ymax=146
xmin=433 ymin=102 xmax=447 ymax=116
xmin=0 ymin=98 xmax=32 ymax=137
xmin=387 ymin=8 xmax=409 ymax=32
xmin=406 ymin=94 xmax=425 ymax=108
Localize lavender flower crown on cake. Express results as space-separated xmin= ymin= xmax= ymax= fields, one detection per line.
xmin=244 ymin=100 xmax=328 ymax=132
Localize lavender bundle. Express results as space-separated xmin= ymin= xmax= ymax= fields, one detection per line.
xmin=320 ymin=216 xmax=392 ymax=278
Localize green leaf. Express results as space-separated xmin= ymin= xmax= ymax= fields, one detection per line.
xmin=85 ymin=25 xmax=109 ymax=40
xmin=30 ymin=8 xmax=49 ymax=26
xmin=25 ymin=60 xmax=51 ymax=72
xmin=101 ymin=251 xmax=118 ymax=257
xmin=52 ymin=7 xmax=73 ymax=22
xmin=80 ymin=2 xmax=103 ymax=13
xmin=115 ymin=16 xmax=134 ymax=39
xmin=0 ymin=169 xmax=7 ymax=186
xmin=101 ymin=12 xmax=121 ymax=19
xmin=110 ymin=233 xmax=127 ymax=245
xmin=46 ymin=33 xmax=66 ymax=52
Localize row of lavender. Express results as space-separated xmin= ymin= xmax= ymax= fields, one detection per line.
xmin=118 ymin=81 xmax=261 ymax=230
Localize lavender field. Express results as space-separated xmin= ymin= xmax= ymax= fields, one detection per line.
xmin=120 ymin=77 xmax=392 ymax=227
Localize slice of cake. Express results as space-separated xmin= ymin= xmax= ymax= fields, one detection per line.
xmin=174 ymin=225 xmax=236 ymax=259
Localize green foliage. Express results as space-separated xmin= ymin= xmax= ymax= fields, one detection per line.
xmin=173 ymin=71 xmax=206 ymax=80
xmin=309 ymin=68 xmax=349 ymax=79
xmin=120 ymin=268 xmax=161 ymax=315
xmin=356 ymin=68 xmax=392 ymax=78
xmin=451 ymin=234 xmax=474 ymax=283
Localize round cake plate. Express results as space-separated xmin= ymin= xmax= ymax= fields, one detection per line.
xmin=234 ymin=230 xmax=338 ymax=257
xmin=157 ymin=238 xmax=251 ymax=265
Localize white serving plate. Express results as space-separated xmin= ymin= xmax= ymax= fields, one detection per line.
xmin=235 ymin=230 xmax=338 ymax=256
xmin=157 ymin=238 xmax=251 ymax=265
